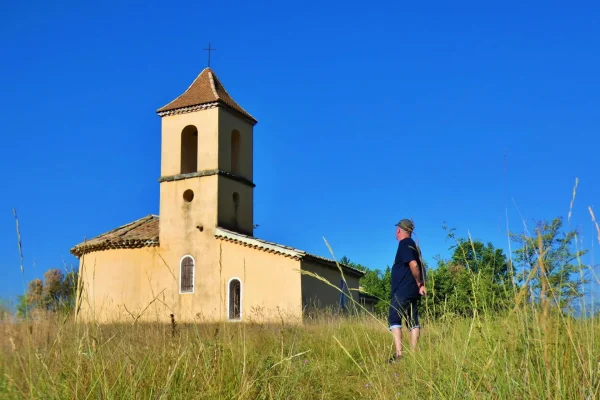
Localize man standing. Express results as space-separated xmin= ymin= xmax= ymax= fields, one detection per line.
xmin=388 ymin=219 xmax=426 ymax=363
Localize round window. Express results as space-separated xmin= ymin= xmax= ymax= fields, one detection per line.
xmin=183 ymin=189 xmax=194 ymax=202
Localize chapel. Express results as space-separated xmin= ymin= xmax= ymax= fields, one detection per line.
xmin=70 ymin=67 xmax=375 ymax=323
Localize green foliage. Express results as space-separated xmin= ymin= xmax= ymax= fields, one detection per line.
xmin=358 ymin=267 xmax=391 ymax=315
xmin=17 ymin=268 xmax=79 ymax=318
xmin=427 ymin=237 xmax=514 ymax=318
xmin=340 ymin=256 xmax=391 ymax=315
xmin=339 ymin=256 xmax=367 ymax=273
xmin=352 ymin=216 xmax=589 ymax=319
xmin=423 ymin=225 xmax=516 ymax=318
xmin=15 ymin=295 xmax=27 ymax=318
xmin=511 ymin=217 xmax=589 ymax=309
xmin=354 ymin=227 xmax=515 ymax=318
xmin=427 ymin=260 xmax=473 ymax=317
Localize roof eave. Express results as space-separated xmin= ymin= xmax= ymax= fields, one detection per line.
xmin=358 ymin=292 xmax=379 ymax=301
xmin=214 ymin=228 xmax=302 ymax=259
xmin=70 ymin=214 xmax=160 ymax=258
xmin=302 ymin=254 xmax=366 ymax=278
xmin=213 ymin=227 xmax=365 ymax=277
xmin=156 ymin=101 xmax=258 ymax=125
xmin=70 ymin=239 xmax=159 ymax=258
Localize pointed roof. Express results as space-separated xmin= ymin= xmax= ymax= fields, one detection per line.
xmin=156 ymin=67 xmax=257 ymax=124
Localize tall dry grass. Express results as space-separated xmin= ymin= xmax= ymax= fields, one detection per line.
xmin=3 ymin=181 xmax=600 ymax=399
xmin=1 ymin=291 xmax=599 ymax=398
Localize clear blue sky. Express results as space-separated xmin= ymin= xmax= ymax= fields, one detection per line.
xmin=1 ymin=1 xmax=599 ymax=304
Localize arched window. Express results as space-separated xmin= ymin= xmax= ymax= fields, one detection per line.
xmin=228 ymin=278 xmax=242 ymax=320
xmin=181 ymin=125 xmax=198 ymax=174
xmin=231 ymin=130 xmax=240 ymax=174
xmin=232 ymin=192 xmax=239 ymax=229
xmin=180 ymin=255 xmax=195 ymax=293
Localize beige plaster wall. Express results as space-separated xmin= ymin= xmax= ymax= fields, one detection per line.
xmin=81 ymin=97 xmax=305 ymax=323
xmin=217 ymin=178 xmax=253 ymax=235
xmin=77 ymin=246 xmax=212 ymax=323
xmin=157 ymin=175 xmax=256 ymax=322
xmin=214 ymin=240 xmax=303 ymax=323
xmin=215 ymin=108 xmax=254 ymax=235
xmin=174 ymin=238 xmax=303 ymax=322
xmin=218 ymin=108 xmax=253 ymax=181
xmin=77 ymin=248 xmax=167 ymax=322
xmin=157 ymin=174 xmax=222 ymax=322
xmin=160 ymin=107 xmax=254 ymax=180
xmin=78 ymin=238 xmax=303 ymax=324
xmin=160 ymin=107 xmax=254 ymax=236
xmin=159 ymin=175 xmax=219 ymax=246
xmin=300 ymin=260 xmax=361 ymax=311
xmin=160 ymin=108 xmax=220 ymax=176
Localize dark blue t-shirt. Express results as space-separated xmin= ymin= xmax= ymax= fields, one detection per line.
xmin=391 ymin=238 xmax=424 ymax=299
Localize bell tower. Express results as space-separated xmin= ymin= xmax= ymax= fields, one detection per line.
xmin=156 ymin=67 xmax=257 ymax=248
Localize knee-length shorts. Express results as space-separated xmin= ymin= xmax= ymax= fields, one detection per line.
xmin=388 ymin=295 xmax=420 ymax=331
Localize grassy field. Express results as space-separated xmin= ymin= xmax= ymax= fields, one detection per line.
xmin=1 ymin=303 xmax=598 ymax=399
xmin=3 ymin=201 xmax=598 ymax=398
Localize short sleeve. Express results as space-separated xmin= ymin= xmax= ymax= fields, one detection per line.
xmin=399 ymin=240 xmax=418 ymax=264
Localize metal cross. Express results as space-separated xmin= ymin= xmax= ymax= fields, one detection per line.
xmin=203 ymin=42 xmax=216 ymax=67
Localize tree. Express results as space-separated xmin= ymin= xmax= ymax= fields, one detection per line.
xmin=511 ymin=217 xmax=589 ymax=309
xmin=339 ymin=256 xmax=368 ymax=272
xmin=338 ymin=256 xmax=392 ymax=315
xmin=358 ymin=266 xmax=392 ymax=315
xmin=450 ymin=238 xmax=509 ymax=277
xmin=17 ymin=268 xmax=79 ymax=317
xmin=342 ymin=229 xmax=515 ymax=319
xmin=426 ymin=260 xmax=469 ymax=317
xmin=426 ymin=227 xmax=514 ymax=318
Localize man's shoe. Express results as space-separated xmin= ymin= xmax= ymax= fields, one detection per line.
xmin=386 ymin=354 xmax=402 ymax=364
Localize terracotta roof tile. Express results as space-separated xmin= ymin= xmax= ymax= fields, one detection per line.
xmin=70 ymin=215 xmax=159 ymax=257
xmin=156 ymin=68 xmax=257 ymax=124
xmin=214 ymin=227 xmax=303 ymax=260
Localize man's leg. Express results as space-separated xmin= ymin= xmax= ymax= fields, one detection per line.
xmin=391 ymin=327 xmax=403 ymax=356
xmin=408 ymin=299 xmax=421 ymax=351
xmin=388 ymin=295 xmax=403 ymax=358
xmin=410 ymin=327 xmax=420 ymax=350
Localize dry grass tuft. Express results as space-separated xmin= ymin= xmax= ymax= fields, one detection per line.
xmin=0 ymin=301 xmax=598 ymax=399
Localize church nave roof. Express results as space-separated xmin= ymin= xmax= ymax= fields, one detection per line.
xmin=70 ymin=214 xmax=159 ymax=257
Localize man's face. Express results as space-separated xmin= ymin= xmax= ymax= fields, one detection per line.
xmin=396 ymin=226 xmax=410 ymax=240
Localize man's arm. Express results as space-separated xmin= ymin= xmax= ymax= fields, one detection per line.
xmin=409 ymin=260 xmax=427 ymax=295
xmin=408 ymin=260 xmax=424 ymax=287
xmin=400 ymin=241 xmax=427 ymax=295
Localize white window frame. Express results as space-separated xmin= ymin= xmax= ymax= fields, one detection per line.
xmin=179 ymin=255 xmax=195 ymax=294
xmin=227 ymin=277 xmax=242 ymax=321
